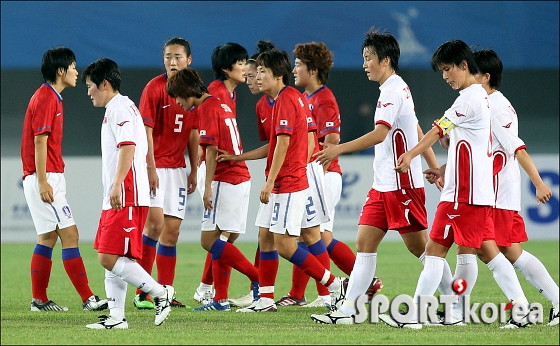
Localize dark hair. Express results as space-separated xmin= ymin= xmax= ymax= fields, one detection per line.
xmin=41 ymin=46 xmax=76 ymax=84
xmin=292 ymin=42 xmax=334 ymax=85
xmin=211 ymin=42 xmax=248 ymax=80
xmin=166 ymin=67 xmax=208 ymax=99
xmin=473 ymin=49 xmax=503 ymax=89
xmin=81 ymin=58 xmax=121 ymax=92
xmin=163 ymin=37 xmax=192 ymax=57
xmin=431 ymin=40 xmax=478 ymax=75
xmin=362 ymin=27 xmax=400 ymax=73
xmin=248 ymin=40 xmax=278 ymax=64
xmin=255 ymin=49 xmax=292 ymax=86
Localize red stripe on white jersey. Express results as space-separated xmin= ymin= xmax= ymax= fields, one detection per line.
xmin=392 ymin=129 xmax=414 ymax=189
xmin=454 ymin=140 xmax=474 ymax=204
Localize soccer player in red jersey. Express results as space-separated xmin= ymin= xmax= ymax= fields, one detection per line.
xmin=22 ymin=47 xmax=107 ymax=312
xmin=133 ymin=37 xmax=198 ymax=309
xmin=235 ymin=49 xmax=346 ymax=313
xmin=311 ymin=29 xmax=452 ymax=325
xmin=193 ymin=42 xmax=250 ymax=305
xmin=82 ymin=58 xmax=174 ymax=329
xmin=167 ymin=68 xmax=260 ymax=312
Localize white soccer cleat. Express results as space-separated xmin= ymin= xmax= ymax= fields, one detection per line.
xmin=236 ymin=298 xmax=277 ymax=312
xmin=154 ymin=285 xmax=174 ymax=326
xmin=30 ymin=300 xmax=68 ymax=312
xmin=329 ymin=277 xmax=348 ymax=311
xmin=310 ymin=309 xmax=354 ymax=324
xmin=379 ymin=313 xmax=423 ymax=329
xmin=193 ymin=288 xmax=214 ymax=305
xmin=86 ymin=315 xmax=128 ymax=329
xmin=83 ymin=295 xmax=108 ymax=311
xmin=303 ymin=296 xmax=330 ymax=308
xmin=425 ymin=315 xmax=467 ymax=326
xmin=547 ymin=305 xmax=559 ymax=326
xmin=229 ymin=291 xmax=254 ymax=308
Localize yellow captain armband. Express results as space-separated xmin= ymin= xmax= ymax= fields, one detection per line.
xmin=434 ymin=115 xmax=456 ymax=137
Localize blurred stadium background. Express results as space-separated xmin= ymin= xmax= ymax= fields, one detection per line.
xmin=1 ymin=1 xmax=558 ymax=243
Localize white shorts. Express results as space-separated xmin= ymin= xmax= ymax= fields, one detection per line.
xmin=301 ymin=161 xmax=330 ymax=228
xmin=201 ymin=180 xmax=250 ymax=234
xmin=320 ymin=171 xmax=342 ymax=232
xmin=197 ymin=161 xmax=206 ymax=200
xmin=255 ymin=189 xmax=308 ymax=236
xmin=150 ymin=167 xmax=188 ymax=219
xmin=23 ymin=173 xmax=76 ymax=235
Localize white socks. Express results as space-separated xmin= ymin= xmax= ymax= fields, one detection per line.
xmin=111 ymin=257 xmax=164 ymax=298
xmin=513 ymin=250 xmax=559 ymax=305
xmin=339 ymin=252 xmax=377 ymax=315
xmin=419 ymin=252 xmax=454 ymax=295
xmin=452 ymin=254 xmax=478 ymax=318
xmin=413 ymin=256 xmax=445 ymax=303
xmin=104 ymin=269 xmax=127 ymax=321
xmin=487 ymin=252 xmax=527 ymax=306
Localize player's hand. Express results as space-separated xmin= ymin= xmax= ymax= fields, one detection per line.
xmin=394 ymin=153 xmax=412 ymax=173
xmin=110 ymin=184 xmax=123 ymax=211
xmin=535 ymin=182 xmax=552 ymax=205
xmin=439 ymin=133 xmax=450 ymax=149
xmin=38 ymin=181 xmax=54 ymax=203
xmin=260 ymin=181 xmax=274 ymax=204
xmin=313 ymin=142 xmax=338 ymax=167
xmin=186 ymin=171 xmax=197 ymax=195
xmin=203 ymin=186 xmax=213 ymax=211
xmin=147 ymin=166 xmax=159 ymax=196
xmin=424 ymin=167 xmax=444 ymax=191
xmin=216 ymin=149 xmax=239 ymax=162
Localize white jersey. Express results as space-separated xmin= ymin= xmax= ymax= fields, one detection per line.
xmin=439 ymin=84 xmax=494 ymax=206
xmin=101 ymin=93 xmax=150 ymax=210
xmin=489 ymin=91 xmax=525 ymax=211
xmin=372 ymin=74 xmax=424 ymax=192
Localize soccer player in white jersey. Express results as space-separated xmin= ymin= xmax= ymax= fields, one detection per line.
xmin=311 ymin=27 xmax=452 ymax=325
xmin=473 ymin=49 xmax=558 ymax=327
xmin=22 ymin=46 xmax=107 ymax=312
xmin=134 ymin=37 xmax=198 ymax=310
xmin=82 ymin=58 xmax=174 ymax=329
xmin=382 ymin=40 xmax=531 ymax=329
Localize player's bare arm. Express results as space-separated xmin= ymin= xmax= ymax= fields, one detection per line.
xmin=515 ymin=149 xmax=553 ymax=205
xmin=186 ymin=128 xmax=199 ymax=195
xmin=34 ymin=133 xmax=54 ymax=203
xmin=321 ymin=132 xmax=340 ymax=172
xmin=217 ymin=144 xmax=269 ymax=162
xmin=111 ymin=144 xmax=135 ymax=211
xmin=261 ymin=135 xmax=289 ymax=204
xmin=203 ymin=145 xmax=218 ymax=211
xmin=314 ymin=123 xmax=389 ymax=166
xmin=144 ymin=125 xmax=158 ymax=196
xmin=417 ymin=124 xmax=443 ymax=190
xmin=395 ymin=126 xmax=440 ymax=173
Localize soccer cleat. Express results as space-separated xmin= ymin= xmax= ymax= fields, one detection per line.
xmin=366 ymin=277 xmax=384 ymax=299
xmin=171 ymin=298 xmax=190 ymax=309
xmin=153 ymin=285 xmax=174 ymax=326
xmin=548 ymin=305 xmax=559 ymax=326
xmin=30 ymin=300 xmax=68 ymax=312
xmin=83 ymin=295 xmax=108 ymax=311
xmin=193 ymin=288 xmax=214 ymax=305
xmin=192 ymin=299 xmax=231 ymax=312
xmin=303 ymin=296 xmax=330 ymax=308
xmin=329 ymin=277 xmax=348 ymax=311
xmin=275 ymin=294 xmax=307 ymax=306
xmin=236 ymin=298 xmax=277 ymax=312
xmin=311 ymin=309 xmax=354 ymax=324
xmin=229 ymin=291 xmax=254 ymax=308
xmin=133 ymin=292 xmax=155 ymax=309
xmin=426 ymin=315 xmax=467 ymax=326
xmin=379 ymin=313 xmax=423 ymax=329
xmin=86 ymin=315 xmax=128 ymax=329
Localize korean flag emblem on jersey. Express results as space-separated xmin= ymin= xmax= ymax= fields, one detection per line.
xmin=326 ymin=122 xmax=334 ymax=127
xmin=280 ymin=120 xmax=288 ymax=126
xmin=200 ymin=130 xmax=206 ymax=136
xmin=307 ymin=117 xmax=313 ymax=124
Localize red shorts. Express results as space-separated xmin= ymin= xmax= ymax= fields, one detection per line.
xmin=358 ymin=188 xmax=428 ymax=234
xmin=430 ymin=202 xmax=494 ymax=249
xmin=94 ymin=206 xmax=148 ymax=259
xmin=493 ymin=209 xmax=528 ymax=247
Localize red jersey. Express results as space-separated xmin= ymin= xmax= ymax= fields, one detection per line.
xmin=140 ymin=73 xmax=198 ymax=168
xmin=304 ymin=85 xmax=342 ymax=175
xmin=21 ymin=84 xmax=65 ymax=179
xmin=304 ymin=98 xmax=321 ymax=163
xmin=208 ymin=79 xmax=236 ymax=116
xmin=197 ymin=96 xmax=250 ymax=185
xmin=268 ymin=86 xmax=309 ymax=193
xmin=256 ymin=94 xmax=274 ymax=142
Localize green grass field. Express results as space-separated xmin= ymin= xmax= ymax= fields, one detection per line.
xmin=1 ymin=240 xmax=558 ymax=345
